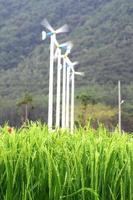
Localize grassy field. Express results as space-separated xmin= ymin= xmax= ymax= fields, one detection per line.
xmin=0 ymin=122 xmax=132 ymax=200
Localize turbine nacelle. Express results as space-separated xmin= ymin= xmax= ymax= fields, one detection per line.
xmin=60 ymin=41 xmax=73 ymax=51
xmin=42 ymin=31 xmax=56 ymax=40
xmin=54 ymin=41 xmax=73 ymax=59
xmin=41 ymin=19 xmax=69 ymax=41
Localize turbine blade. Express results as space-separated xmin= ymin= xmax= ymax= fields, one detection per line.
xmin=72 ymin=61 xmax=79 ymax=66
xmin=60 ymin=41 xmax=73 ymax=49
xmin=68 ymin=41 xmax=73 ymax=50
xmin=65 ymin=48 xmax=71 ymax=55
xmin=42 ymin=31 xmax=47 ymax=40
xmin=41 ymin=19 xmax=54 ymax=32
xmin=60 ymin=42 xmax=69 ymax=48
xmin=56 ymin=24 xmax=69 ymax=34
xmin=64 ymin=42 xmax=73 ymax=55
xmin=74 ymin=72 xmax=84 ymax=76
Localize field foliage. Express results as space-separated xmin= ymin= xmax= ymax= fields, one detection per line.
xmin=0 ymin=122 xmax=132 ymax=200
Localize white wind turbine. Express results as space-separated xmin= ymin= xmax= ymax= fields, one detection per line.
xmin=61 ymin=44 xmax=73 ymax=129
xmin=41 ymin=19 xmax=69 ymax=130
xmin=66 ymin=62 xmax=71 ymax=129
xmin=54 ymin=40 xmax=73 ymax=128
xmin=65 ymin=57 xmax=84 ymax=132
xmin=70 ymin=69 xmax=84 ymax=133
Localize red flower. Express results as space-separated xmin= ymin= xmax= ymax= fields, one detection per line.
xmin=7 ymin=127 xmax=13 ymax=134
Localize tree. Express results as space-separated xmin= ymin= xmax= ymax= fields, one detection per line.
xmin=17 ymin=93 xmax=33 ymax=123
xmin=76 ymin=94 xmax=98 ymax=126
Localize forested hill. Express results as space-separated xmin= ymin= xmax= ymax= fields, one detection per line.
xmin=0 ymin=0 xmax=111 ymax=69
xmin=0 ymin=0 xmax=133 ymax=131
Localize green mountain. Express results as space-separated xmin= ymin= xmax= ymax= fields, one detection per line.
xmin=0 ymin=0 xmax=133 ymax=130
xmin=0 ymin=0 xmax=133 ymax=91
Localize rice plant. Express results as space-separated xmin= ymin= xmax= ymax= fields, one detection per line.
xmin=0 ymin=122 xmax=132 ymax=200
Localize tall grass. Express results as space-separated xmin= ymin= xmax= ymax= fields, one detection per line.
xmin=0 ymin=122 xmax=132 ymax=200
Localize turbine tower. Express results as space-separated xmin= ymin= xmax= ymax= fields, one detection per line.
xmin=55 ymin=45 xmax=62 ymax=128
xmin=54 ymin=40 xmax=72 ymax=128
xmin=65 ymin=57 xmax=84 ymax=132
xmin=61 ymin=45 xmax=73 ymax=129
xmin=118 ymin=80 xmax=124 ymax=133
xmin=66 ymin=63 xmax=71 ymax=128
xmin=41 ymin=19 xmax=69 ymax=130
xmin=71 ymin=70 xmax=84 ymax=133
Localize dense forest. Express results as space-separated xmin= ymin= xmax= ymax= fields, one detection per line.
xmin=0 ymin=0 xmax=133 ymax=131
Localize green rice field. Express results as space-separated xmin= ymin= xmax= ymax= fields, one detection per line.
xmin=0 ymin=122 xmax=133 ymax=200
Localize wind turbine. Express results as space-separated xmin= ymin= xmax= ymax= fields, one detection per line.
xmin=41 ymin=19 xmax=69 ymax=130
xmin=71 ymin=70 xmax=84 ymax=133
xmin=66 ymin=62 xmax=71 ymax=129
xmin=118 ymin=80 xmax=124 ymax=133
xmin=54 ymin=40 xmax=73 ymax=128
xmin=61 ymin=44 xmax=73 ymax=129
xmin=65 ymin=57 xmax=84 ymax=132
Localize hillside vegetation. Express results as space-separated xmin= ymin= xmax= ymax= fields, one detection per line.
xmin=0 ymin=0 xmax=133 ymax=86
